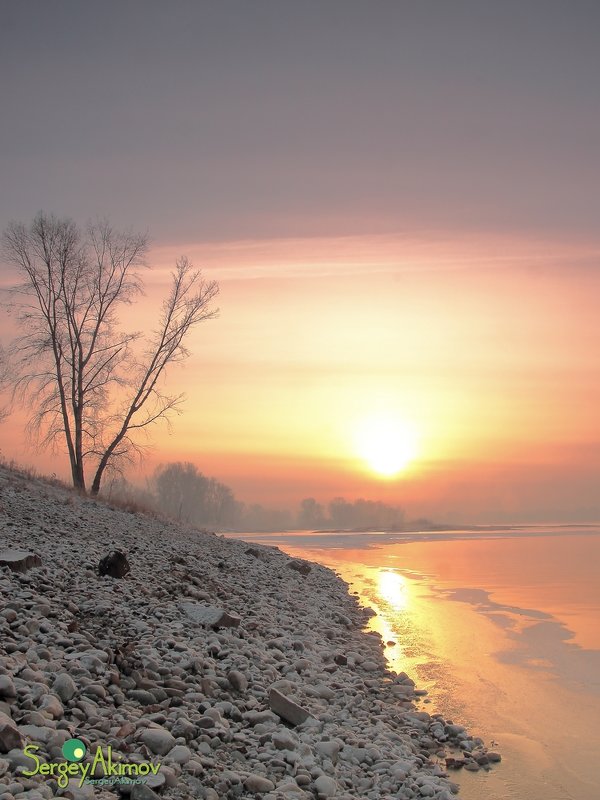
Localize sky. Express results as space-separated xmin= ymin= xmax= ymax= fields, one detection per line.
xmin=1 ymin=1 xmax=599 ymax=522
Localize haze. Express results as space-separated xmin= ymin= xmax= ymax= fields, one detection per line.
xmin=1 ymin=1 xmax=599 ymax=523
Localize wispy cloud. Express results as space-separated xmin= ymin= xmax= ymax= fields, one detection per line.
xmin=148 ymin=232 xmax=600 ymax=282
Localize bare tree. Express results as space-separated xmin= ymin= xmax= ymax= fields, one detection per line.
xmin=151 ymin=462 xmax=240 ymax=528
xmin=2 ymin=212 xmax=219 ymax=494
xmin=0 ymin=343 xmax=11 ymax=422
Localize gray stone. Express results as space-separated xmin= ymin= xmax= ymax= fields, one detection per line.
xmin=269 ymin=688 xmax=311 ymax=726
xmin=140 ymin=727 xmax=176 ymax=756
xmin=144 ymin=770 xmax=166 ymax=790
xmin=64 ymin=778 xmax=96 ymax=798
xmin=52 ymin=673 xmax=77 ymax=703
xmin=128 ymin=689 xmax=158 ymax=706
xmin=0 ymin=723 xmax=23 ymax=753
xmin=39 ymin=694 xmax=63 ymax=719
xmin=0 ymin=549 xmax=41 ymax=573
xmin=243 ymin=710 xmax=280 ymax=726
xmin=276 ymin=783 xmax=307 ymax=796
xmin=170 ymin=716 xmax=196 ymax=740
xmin=182 ymin=602 xmax=241 ymax=628
xmin=17 ymin=725 xmax=54 ymax=744
xmin=361 ymin=660 xmax=379 ymax=672
xmin=314 ymin=775 xmax=338 ymax=797
xmin=286 ymin=559 xmax=312 ymax=576
xmin=315 ymin=740 xmax=341 ymax=761
xmin=130 ymin=785 xmax=161 ymax=800
xmin=0 ymin=677 xmax=16 ymax=700
xmin=227 ymin=670 xmax=248 ymax=692
xmin=244 ymin=774 xmax=275 ymax=793
xmin=272 ymin=730 xmax=298 ymax=751
xmin=5 ymin=747 xmax=39 ymax=769
xmin=165 ymin=744 xmax=192 ymax=764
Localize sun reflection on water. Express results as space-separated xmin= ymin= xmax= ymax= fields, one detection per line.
xmin=378 ymin=569 xmax=409 ymax=613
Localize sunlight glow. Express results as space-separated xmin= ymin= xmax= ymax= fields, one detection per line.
xmin=356 ymin=415 xmax=419 ymax=477
xmin=378 ymin=569 xmax=409 ymax=613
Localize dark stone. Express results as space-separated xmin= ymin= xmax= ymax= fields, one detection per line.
xmin=286 ymin=559 xmax=312 ymax=576
xmin=130 ymin=785 xmax=161 ymax=800
xmin=98 ymin=550 xmax=130 ymax=578
xmin=0 ymin=722 xmax=24 ymax=753
xmin=127 ymin=689 xmax=158 ymax=706
xmin=445 ymin=757 xmax=466 ymax=769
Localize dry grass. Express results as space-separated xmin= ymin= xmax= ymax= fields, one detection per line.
xmin=0 ymin=456 xmax=158 ymax=518
xmin=0 ymin=456 xmax=216 ymax=536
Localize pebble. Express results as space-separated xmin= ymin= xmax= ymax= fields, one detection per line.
xmin=269 ymin=688 xmax=311 ymax=726
xmin=140 ymin=727 xmax=177 ymax=755
xmin=0 ymin=463 xmax=498 ymax=800
xmin=166 ymin=744 xmax=192 ymax=764
xmin=314 ymin=774 xmax=338 ymax=797
xmin=51 ymin=673 xmax=77 ymax=702
xmin=227 ymin=669 xmax=248 ymax=692
xmin=0 ymin=677 xmax=16 ymax=699
xmin=244 ymin=774 xmax=276 ymax=792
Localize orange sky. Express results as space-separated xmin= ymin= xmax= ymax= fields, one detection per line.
xmin=2 ymin=4 xmax=600 ymax=522
xmin=3 ymin=232 xmax=599 ymax=523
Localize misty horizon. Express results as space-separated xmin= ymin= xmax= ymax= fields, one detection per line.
xmin=1 ymin=1 xmax=599 ymax=524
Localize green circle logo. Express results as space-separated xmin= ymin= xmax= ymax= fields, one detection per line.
xmin=62 ymin=738 xmax=86 ymax=762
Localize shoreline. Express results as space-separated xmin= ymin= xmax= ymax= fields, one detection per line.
xmin=0 ymin=465 xmax=497 ymax=799
xmin=272 ymin=534 xmax=600 ymax=800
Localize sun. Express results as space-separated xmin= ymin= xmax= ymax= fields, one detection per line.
xmin=356 ymin=415 xmax=419 ymax=477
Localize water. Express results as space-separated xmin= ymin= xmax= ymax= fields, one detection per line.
xmin=227 ymin=527 xmax=600 ymax=800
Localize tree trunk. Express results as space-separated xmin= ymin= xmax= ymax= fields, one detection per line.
xmin=68 ymin=451 xmax=86 ymax=492
xmin=90 ymin=459 xmax=108 ymax=496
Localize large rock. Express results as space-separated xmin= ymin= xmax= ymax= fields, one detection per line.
xmin=39 ymin=694 xmax=63 ymax=719
xmin=0 ymin=722 xmax=23 ymax=753
xmin=17 ymin=725 xmax=54 ymax=744
xmin=286 ymin=559 xmax=312 ymax=576
xmin=0 ymin=549 xmax=41 ymax=573
xmin=182 ymin=602 xmax=241 ymax=628
xmin=269 ymin=688 xmax=312 ymax=726
xmin=170 ymin=716 xmax=196 ymax=740
xmin=140 ymin=726 xmax=176 ymax=756
xmin=165 ymin=745 xmax=192 ymax=765
xmin=227 ymin=670 xmax=248 ymax=692
xmin=52 ymin=673 xmax=77 ymax=703
xmin=98 ymin=550 xmax=130 ymax=578
xmin=272 ymin=730 xmax=298 ymax=751
xmin=0 ymin=676 xmax=16 ymax=700
xmin=314 ymin=775 xmax=338 ymax=797
xmin=244 ymin=774 xmax=275 ymax=793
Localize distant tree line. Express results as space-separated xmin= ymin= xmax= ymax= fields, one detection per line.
xmin=106 ymin=461 xmax=405 ymax=532
xmin=298 ymin=496 xmax=404 ymax=530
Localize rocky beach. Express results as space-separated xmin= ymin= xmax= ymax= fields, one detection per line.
xmin=0 ymin=465 xmax=498 ymax=800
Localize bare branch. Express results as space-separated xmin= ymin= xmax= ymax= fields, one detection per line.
xmin=2 ymin=213 xmax=217 ymax=495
